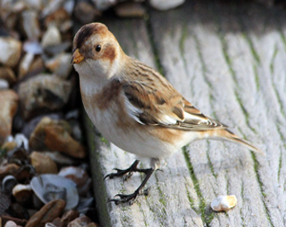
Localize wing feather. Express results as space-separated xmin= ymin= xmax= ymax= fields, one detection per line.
xmin=121 ymin=61 xmax=227 ymax=131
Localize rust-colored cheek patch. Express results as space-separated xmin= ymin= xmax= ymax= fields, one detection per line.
xmin=102 ymin=45 xmax=117 ymax=62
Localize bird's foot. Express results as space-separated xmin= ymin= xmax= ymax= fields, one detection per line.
xmin=104 ymin=167 xmax=134 ymax=181
xmin=108 ymin=188 xmax=149 ymax=205
xmin=104 ymin=160 xmax=150 ymax=181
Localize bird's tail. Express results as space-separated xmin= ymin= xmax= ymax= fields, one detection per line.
xmin=206 ymin=129 xmax=265 ymax=155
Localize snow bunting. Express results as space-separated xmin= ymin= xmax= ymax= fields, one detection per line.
xmin=72 ymin=22 xmax=264 ymax=205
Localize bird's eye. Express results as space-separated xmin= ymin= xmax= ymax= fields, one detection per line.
xmin=95 ymin=45 xmax=101 ymax=52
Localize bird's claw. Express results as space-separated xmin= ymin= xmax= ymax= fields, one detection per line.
xmin=104 ymin=168 xmax=134 ymax=180
xmin=108 ymin=191 xmax=139 ymax=205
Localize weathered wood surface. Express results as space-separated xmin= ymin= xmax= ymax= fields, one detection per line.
xmin=85 ymin=1 xmax=286 ymax=226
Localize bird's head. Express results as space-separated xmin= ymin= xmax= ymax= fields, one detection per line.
xmin=72 ymin=23 xmax=123 ymax=80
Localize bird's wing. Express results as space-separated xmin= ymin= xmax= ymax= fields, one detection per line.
xmin=122 ymin=78 xmax=228 ymax=131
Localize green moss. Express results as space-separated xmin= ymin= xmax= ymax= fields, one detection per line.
xmin=270 ymin=45 xmax=278 ymax=74
xmin=220 ymin=34 xmax=236 ymax=83
xmin=179 ymin=24 xmax=188 ymax=60
xmin=278 ymin=150 xmax=282 ymax=181
xmin=251 ymin=152 xmax=275 ymax=227
xmin=194 ymin=34 xmax=213 ymax=89
xmin=207 ymin=142 xmax=217 ymax=179
xmin=183 ymin=147 xmax=214 ymax=226
xmin=184 ymin=180 xmax=197 ymax=212
xmin=145 ymin=14 xmax=164 ymax=75
xmin=253 ymin=65 xmax=260 ymax=91
xmin=243 ymin=33 xmax=260 ymax=63
xmin=235 ymin=91 xmax=257 ymax=134
xmin=100 ymin=137 xmax=109 ymax=146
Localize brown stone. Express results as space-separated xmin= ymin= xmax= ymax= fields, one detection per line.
xmin=50 ymin=217 xmax=64 ymax=227
xmin=21 ymin=10 xmax=41 ymax=40
xmin=18 ymin=52 xmax=35 ymax=79
xmin=0 ymin=67 xmax=16 ymax=85
xmin=41 ymin=25 xmax=61 ymax=48
xmin=61 ymin=210 xmax=79 ymax=226
xmin=115 ymin=2 xmax=146 ymax=18
xmin=74 ymin=2 xmax=101 ymax=24
xmin=30 ymin=151 xmax=58 ymax=174
xmin=44 ymin=8 xmax=72 ymax=33
xmin=26 ymin=199 xmax=66 ymax=227
xmin=17 ymin=74 xmax=72 ymax=120
xmin=1 ymin=215 xmax=27 ymax=227
xmin=1 ymin=141 xmax=17 ymax=152
xmin=0 ymin=37 xmax=22 ymax=67
xmin=0 ymin=90 xmax=19 ymax=145
xmin=12 ymin=184 xmax=33 ymax=203
xmin=29 ymin=117 xmax=86 ymax=158
xmin=86 ymin=223 xmax=99 ymax=227
xmin=45 ymin=53 xmax=72 ymax=79
xmin=44 ymin=125 xmax=86 ymax=158
xmin=67 ymin=215 xmax=93 ymax=227
xmin=0 ymin=164 xmax=20 ymax=180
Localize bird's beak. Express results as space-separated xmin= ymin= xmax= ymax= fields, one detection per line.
xmin=72 ymin=48 xmax=84 ymax=64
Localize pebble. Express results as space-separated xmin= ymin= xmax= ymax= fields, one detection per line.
xmin=2 ymin=175 xmax=17 ymax=193
xmin=30 ymin=151 xmax=58 ymax=174
xmin=4 ymin=221 xmax=17 ymax=227
xmin=21 ymin=10 xmax=41 ymax=40
xmin=0 ymin=163 xmax=20 ymax=180
xmin=23 ymin=40 xmax=43 ymax=55
xmin=67 ymin=214 xmax=98 ymax=227
xmin=0 ymin=67 xmax=16 ymax=86
xmin=114 ymin=2 xmax=146 ymax=17
xmin=45 ymin=53 xmax=72 ymax=79
xmin=149 ymin=0 xmax=185 ymax=11
xmin=44 ymin=8 xmax=72 ymax=33
xmin=1 ymin=141 xmax=17 ymax=152
xmin=0 ymin=79 xmax=9 ymax=90
xmin=12 ymin=184 xmax=33 ymax=203
xmin=61 ymin=210 xmax=79 ymax=226
xmin=41 ymin=151 xmax=76 ymax=166
xmin=0 ymin=37 xmax=22 ymax=67
xmin=0 ymin=90 xmax=19 ymax=145
xmin=14 ymin=133 xmax=29 ymax=150
xmin=74 ymin=1 xmax=101 ymax=24
xmin=1 ymin=215 xmax=27 ymax=227
xmin=92 ymin=0 xmax=118 ymax=11
xmin=41 ymin=25 xmax=62 ymax=48
xmin=25 ymin=199 xmax=66 ymax=227
xmin=18 ymin=52 xmax=35 ymax=79
xmin=29 ymin=117 xmax=86 ymax=159
xmin=18 ymin=74 xmax=72 ymax=120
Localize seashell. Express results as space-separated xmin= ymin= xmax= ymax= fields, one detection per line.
xmin=30 ymin=174 xmax=79 ymax=210
xmin=211 ymin=195 xmax=237 ymax=212
xmin=2 ymin=175 xmax=17 ymax=193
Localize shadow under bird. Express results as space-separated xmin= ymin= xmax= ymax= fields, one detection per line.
xmin=72 ymin=22 xmax=264 ymax=205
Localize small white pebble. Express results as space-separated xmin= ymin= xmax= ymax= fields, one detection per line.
xmin=0 ymin=78 xmax=9 ymax=89
xmin=211 ymin=195 xmax=237 ymax=212
xmin=14 ymin=133 xmax=29 ymax=150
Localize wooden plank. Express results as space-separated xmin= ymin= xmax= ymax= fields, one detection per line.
xmin=85 ymin=2 xmax=286 ymax=227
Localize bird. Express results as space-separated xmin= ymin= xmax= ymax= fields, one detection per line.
xmin=72 ymin=22 xmax=264 ymax=205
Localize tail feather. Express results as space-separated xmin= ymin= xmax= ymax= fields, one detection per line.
xmin=208 ymin=129 xmax=265 ymax=156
